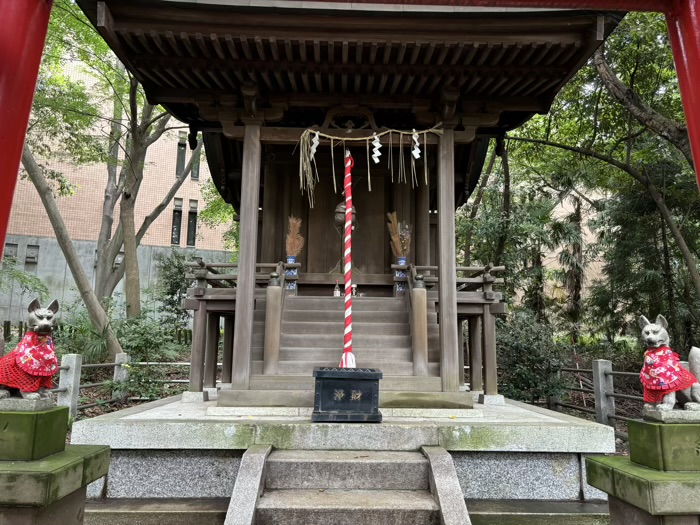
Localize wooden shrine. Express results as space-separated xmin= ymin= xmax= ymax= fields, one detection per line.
xmin=77 ymin=0 xmax=622 ymax=398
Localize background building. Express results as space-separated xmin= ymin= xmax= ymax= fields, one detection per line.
xmin=1 ymin=130 xmax=231 ymax=322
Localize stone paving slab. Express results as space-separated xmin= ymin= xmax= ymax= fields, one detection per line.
xmin=72 ymin=395 xmax=615 ymax=453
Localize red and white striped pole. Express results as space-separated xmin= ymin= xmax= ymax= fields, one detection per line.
xmin=340 ymin=150 xmax=356 ymax=368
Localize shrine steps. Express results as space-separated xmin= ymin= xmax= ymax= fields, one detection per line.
xmin=250 ymin=294 xmax=441 ymax=379
xmin=84 ymin=498 xmax=610 ymax=525
xmin=256 ymin=449 xmax=440 ymax=525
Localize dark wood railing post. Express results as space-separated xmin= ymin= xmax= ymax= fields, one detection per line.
xmin=411 ymin=274 xmax=429 ymax=376
xmin=263 ymin=272 xmax=282 ymax=375
xmin=188 ymin=268 xmax=208 ymax=392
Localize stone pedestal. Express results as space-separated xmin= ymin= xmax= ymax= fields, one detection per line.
xmin=586 ymin=416 xmax=700 ymax=524
xmin=0 ymin=405 xmax=110 ymax=524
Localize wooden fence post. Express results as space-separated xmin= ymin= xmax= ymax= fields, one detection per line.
xmin=592 ymin=359 xmax=615 ymax=426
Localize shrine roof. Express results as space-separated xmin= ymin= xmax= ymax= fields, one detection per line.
xmin=78 ymin=0 xmax=623 ymax=134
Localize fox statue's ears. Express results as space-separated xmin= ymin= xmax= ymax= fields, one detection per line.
xmin=27 ymin=298 xmax=41 ymax=313
xmin=638 ymin=315 xmax=669 ymax=330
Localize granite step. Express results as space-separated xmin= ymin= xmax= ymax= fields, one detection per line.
xmin=265 ymin=450 xmax=429 ymax=490
xmin=84 ymin=498 xmax=610 ymax=525
xmin=255 ymin=489 xmax=440 ymax=525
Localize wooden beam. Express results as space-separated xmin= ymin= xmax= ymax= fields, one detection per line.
xmin=437 ymin=127 xmax=460 ymax=392
xmin=218 ymin=126 xmax=476 ymax=145
xmin=231 ymin=122 xmax=262 ymax=390
xmin=131 ymin=54 xmax=568 ymax=79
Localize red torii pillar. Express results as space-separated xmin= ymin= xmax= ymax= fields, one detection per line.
xmin=0 ymin=0 xmax=53 ymax=258
xmin=1 ymin=0 xmax=700 ymax=259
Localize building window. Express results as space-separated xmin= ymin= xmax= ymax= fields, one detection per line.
xmin=186 ymin=200 xmax=198 ymax=247
xmin=192 ymin=148 xmax=200 ymax=180
xmin=176 ymin=131 xmax=187 ymax=177
xmin=24 ymin=245 xmax=39 ymax=275
xmin=172 ymin=198 xmax=183 ymax=245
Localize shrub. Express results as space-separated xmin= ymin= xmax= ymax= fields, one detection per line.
xmin=496 ymin=310 xmax=566 ymax=403
xmin=114 ymin=315 xmax=189 ymax=399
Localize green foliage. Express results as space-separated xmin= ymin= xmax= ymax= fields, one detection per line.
xmin=496 ymin=311 xmax=566 ymax=403
xmin=199 ymin=179 xmax=239 ymax=259
xmin=113 ymin=315 xmax=188 ymax=399
xmin=0 ymin=258 xmax=49 ymax=301
xmin=153 ymin=249 xmax=196 ymax=326
xmin=54 ymin=307 xmax=110 ymax=364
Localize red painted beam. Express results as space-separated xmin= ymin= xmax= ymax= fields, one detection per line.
xmin=668 ymin=0 xmax=700 ymax=188
xmin=0 ymin=0 xmax=53 ymax=260
xmin=316 ymin=0 xmax=669 ymax=11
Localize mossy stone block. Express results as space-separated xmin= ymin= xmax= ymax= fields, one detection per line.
xmin=0 ymin=444 xmax=110 ymax=507
xmin=586 ymin=456 xmax=700 ymax=515
xmin=0 ymin=450 xmax=83 ymax=506
xmin=629 ymin=420 xmax=700 ymax=472
xmin=63 ymin=444 xmax=111 ymax=486
xmin=0 ymin=407 xmax=68 ymax=461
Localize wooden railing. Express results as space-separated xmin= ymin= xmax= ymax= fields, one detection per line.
xmin=551 ymin=360 xmax=647 ymax=441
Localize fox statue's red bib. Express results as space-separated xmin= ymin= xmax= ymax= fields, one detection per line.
xmin=640 ymin=346 xmax=698 ymax=403
xmin=0 ymin=332 xmax=58 ymax=392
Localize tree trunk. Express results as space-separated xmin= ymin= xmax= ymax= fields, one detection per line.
xmin=593 ymin=47 xmax=693 ymax=170
xmin=509 ymin=136 xmax=700 ymax=302
xmin=464 ymin=146 xmax=496 ymax=266
xmin=493 ymin=143 xmax=511 ymax=267
xmin=22 ymin=145 xmax=123 ymax=358
xmin=120 ymin=142 xmax=145 ymax=318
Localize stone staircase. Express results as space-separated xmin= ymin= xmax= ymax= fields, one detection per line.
xmin=249 ymin=295 xmax=441 ymax=391
xmin=216 ymin=445 xmax=470 ymax=525
xmin=256 ymin=449 xmax=441 ymax=525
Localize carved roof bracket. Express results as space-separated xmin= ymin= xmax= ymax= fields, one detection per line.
xmin=441 ymin=87 xmax=461 ymax=121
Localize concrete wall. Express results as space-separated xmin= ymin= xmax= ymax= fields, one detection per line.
xmin=0 ymin=234 xmax=230 ymax=323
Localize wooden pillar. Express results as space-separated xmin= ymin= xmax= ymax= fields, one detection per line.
xmin=411 ymin=278 xmax=429 ymax=376
xmin=222 ymin=316 xmax=234 ymax=384
xmin=0 ymin=0 xmax=53 ymax=254
xmin=437 ymin=128 xmax=460 ymax=392
xmin=482 ymin=305 xmax=498 ymax=395
xmin=667 ymin=0 xmax=700 ymax=188
xmin=232 ymin=122 xmax=262 ymax=390
xmin=204 ymin=313 xmax=220 ymax=388
xmin=458 ymin=320 xmax=465 ymax=386
xmin=189 ymin=302 xmax=207 ymax=392
xmin=263 ymin=275 xmax=282 ymax=375
xmin=468 ymin=316 xmax=483 ymax=392
xmin=416 ymin=175 xmax=431 ymax=269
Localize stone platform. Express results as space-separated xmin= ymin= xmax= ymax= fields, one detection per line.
xmin=72 ymin=394 xmax=614 ymax=504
